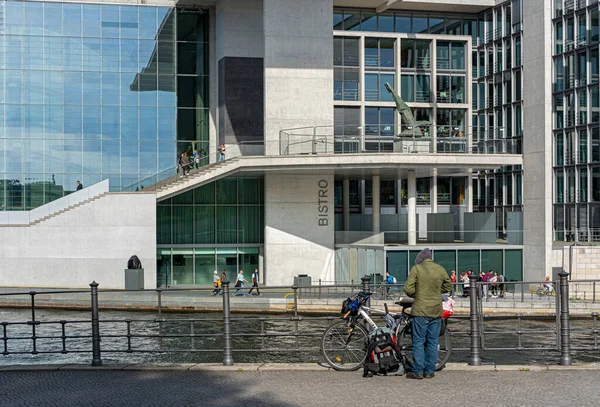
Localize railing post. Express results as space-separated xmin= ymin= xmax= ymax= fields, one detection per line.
xmin=558 ymin=272 xmax=572 ymax=366
xmin=468 ymin=274 xmax=481 ymax=366
xmin=222 ymin=281 xmax=233 ymax=366
xmin=361 ymin=276 xmax=371 ymax=309
xmin=593 ymin=281 xmax=596 ymax=304
xmin=90 ymin=281 xmax=102 ymax=366
xmin=319 ymin=279 xmax=322 ymax=300
xmin=29 ymin=291 xmax=38 ymax=355
xmin=292 ymin=286 xmax=299 ymax=317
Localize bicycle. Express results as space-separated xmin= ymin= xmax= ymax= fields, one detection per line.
xmin=320 ymin=292 xmax=452 ymax=372
xmin=536 ymin=286 xmax=555 ymax=297
xmin=372 ymin=283 xmax=401 ymax=301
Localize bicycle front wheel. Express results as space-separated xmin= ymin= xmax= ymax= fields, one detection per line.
xmin=397 ymin=322 xmax=452 ymax=372
xmin=321 ymin=320 xmax=368 ymax=371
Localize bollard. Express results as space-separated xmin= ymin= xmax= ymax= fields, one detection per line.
xmin=292 ymin=286 xmax=299 ymax=317
xmin=157 ymin=289 xmax=162 ymax=316
xmin=468 ymin=274 xmax=481 ymax=366
xmin=90 ymin=281 xmax=102 ymax=366
xmin=558 ymin=272 xmax=572 ymax=366
xmin=361 ymin=276 xmax=371 ymax=310
xmin=222 ymin=281 xmax=233 ymax=366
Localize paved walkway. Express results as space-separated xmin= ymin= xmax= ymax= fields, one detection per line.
xmin=0 ymin=365 xmax=599 ymax=406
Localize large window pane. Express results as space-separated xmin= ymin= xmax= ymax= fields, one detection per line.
xmin=194 ymin=248 xmax=215 ymax=285
xmin=172 ymin=249 xmax=193 ymax=285
xmin=217 ymin=206 xmax=237 ymax=244
xmin=458 ymin=250 xmax=480 ymax=274
xmin=173 ymin=205 xmax=193 ymax=244
xmin=194 ymin=206 xmax=215 ymax=244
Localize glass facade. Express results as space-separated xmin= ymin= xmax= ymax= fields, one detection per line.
xmin=342 ymin=248 xmax=523 ymax=284
xmin=157 ymin=178 xmax=264 ymax=287
xmin=553 ymin=1 xmax=600 ymax=242
xmin=0 ymin=2 xmax=209 ymax=210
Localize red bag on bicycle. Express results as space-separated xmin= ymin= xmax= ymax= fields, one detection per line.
xmin=442 ymin=297 xmax=455 ymax=319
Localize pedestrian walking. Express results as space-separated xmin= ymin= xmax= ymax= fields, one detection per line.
xmin=218 ymin=143 xmax=226 ymax=162
xmin=180 ymin=152 xmax=190 ymax=176
xmin=233 ymin=269 xmax=246 ymax=296
xmin=450 ymin=270 xmax=457 ymax=296
xmin=193 ymin=149 xmax=201 ymax=169
xmin=219 ymin=268 xmax=228 ymax=295
xmin=404 ymin=248 xmax=452 ymax=380
xmin=497 ymin=273 xmax=506 ymax=298
xmin=76 ymin=181 xmax=83 ymax=191
xmin=248 ymin=268 xmax=261 ymax=296
xmin=212 ymin=270 xmax=221 ymax=295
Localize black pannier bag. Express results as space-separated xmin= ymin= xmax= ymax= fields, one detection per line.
xmin=363 ymin=327 xmax=404 ymax=377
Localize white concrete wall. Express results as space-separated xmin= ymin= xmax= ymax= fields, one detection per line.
xmin=522 ymin=1 xmax=553 ymax=281
xmin=552 ymin=245 xmax=600 ymax=298
xmin=264 ymin=173 xmax=335 ymax=286
xmin=263 ymin=0 xmax=333 ymax=155
xmin=0 ymin=193 xmax=157 ymax=289
xmin=215 ymin=0 xmax=264 ymax=60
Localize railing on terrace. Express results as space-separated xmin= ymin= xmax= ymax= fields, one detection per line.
xmin=0 ymin=277 xmax=598 ymax=367
xmin=335 ymin=228 xmax=523 ymax=245
xmin=280 ymin=125 xmax=519 ymax=156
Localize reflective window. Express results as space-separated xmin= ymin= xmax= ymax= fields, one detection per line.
xmin=0 ymin=4 xmax=208 ymax=209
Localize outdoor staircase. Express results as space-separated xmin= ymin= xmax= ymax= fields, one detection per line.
xmin=30 ymin=193 xmax=108 ymax=225
xmin=0 ymin=180 xmax=110 ymax=227
xmin=149 ymin=158 xmax=241 ymax=200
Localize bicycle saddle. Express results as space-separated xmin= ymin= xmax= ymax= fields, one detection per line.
xmin=395 ymin=297 xmax=414 ymax=308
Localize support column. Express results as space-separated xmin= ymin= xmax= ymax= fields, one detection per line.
xmin=431 ymin=169 xmax=438 ymax=213
xmin=343 ymin=178 xmax=350 ymax=231
xmin=408 ymin=170 xmax=417 ymax=245
xmin=372 ymin=175 xmax=380 ymax=233
xmin=466 ymin=169 xmax=473 ymax=212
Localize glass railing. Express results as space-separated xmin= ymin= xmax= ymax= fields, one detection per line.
xmin=279 ymin=125 xmax=520 ymax=156
xmin=334 ymin=229 xmax=524 ymax=246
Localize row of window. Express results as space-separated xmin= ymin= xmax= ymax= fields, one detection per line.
xmin=334 ymin=37 xmax=466 ymax=70
xmin=3 ymin=3 xmax=206 ymax=42
xmin=333 ymin=4 xmax=523 ymax=44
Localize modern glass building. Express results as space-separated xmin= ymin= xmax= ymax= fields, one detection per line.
xmin=11 ymin=0 xmax=592 ymax=289
xmin=0 ymin=2 xmax=209 ymax=210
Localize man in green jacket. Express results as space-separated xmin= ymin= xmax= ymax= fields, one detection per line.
xmin=404 ymin=248 xmax=452 ymax=379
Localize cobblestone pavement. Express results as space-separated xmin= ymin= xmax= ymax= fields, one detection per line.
xmin=0 ymin=369 xmax=599 ymax=407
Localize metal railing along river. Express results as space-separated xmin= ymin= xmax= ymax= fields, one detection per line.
xmin=1 ymin=276 xmax=599 ymax=367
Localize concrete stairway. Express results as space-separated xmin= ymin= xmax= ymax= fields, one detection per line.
xmin=30 ymin=193 xmax=107 ymax=225
xmin=0 ymin=180 xmax=111 ymax=227
xmin=150 ymin=158 xmax=241 ymax=200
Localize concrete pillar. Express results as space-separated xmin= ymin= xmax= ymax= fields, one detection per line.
xmin=523 ymin=1 xmax=553 ymax=281
xmin=408 ymin=170 xmax=417 ymax=245
xmin=343 ymin=178 xmax=350 ymax=231
xmin=263 ymin=0 xmax=333 ymax=155
xmin=431 ymin=169 xmax=438 ymax=213
xmin=466 ymin=169 xmax=473 ymax=212
xmin=372 ymin=175 xmax=380 ymax=233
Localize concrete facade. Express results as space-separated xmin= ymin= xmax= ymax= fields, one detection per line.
xmin=0 ymin=193 xmax=156 ymax=289
xmin=263 ymin=0 xmax=334 ymax=155
xmin=522 ymin=1 xmax=553 ymax=281
xmin=264 ymin=173 xmax=335 ymax=286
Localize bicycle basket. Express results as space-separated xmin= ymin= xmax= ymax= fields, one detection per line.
xmin=341 ymin=292 xmax=369 ymax=315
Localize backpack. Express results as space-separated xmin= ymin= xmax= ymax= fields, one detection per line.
xmin=363 ymin=327 xmax=404 ymax=377
xmin=392 ymin=276 xmax=397 ymax=284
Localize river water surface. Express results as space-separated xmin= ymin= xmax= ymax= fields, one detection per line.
xmin=1 ymin=308 xmax=599 ymax=366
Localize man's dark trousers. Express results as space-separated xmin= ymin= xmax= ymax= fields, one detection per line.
xmin=411 ymin=316 xmax=442 ymax=375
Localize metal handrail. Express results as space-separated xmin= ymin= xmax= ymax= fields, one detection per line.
xmin=0 ymin=279 xmax=599 ymax=366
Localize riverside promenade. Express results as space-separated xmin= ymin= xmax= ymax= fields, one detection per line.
xmin=1 ymin=286 xmax=598 ymax=315
xmin=1 ymin=364 xmax=599 ymax=406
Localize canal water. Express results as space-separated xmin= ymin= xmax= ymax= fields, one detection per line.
xmin=0 ymin=308 xmax=598 ymax=366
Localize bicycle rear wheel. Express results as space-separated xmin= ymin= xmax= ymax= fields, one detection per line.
xmin=397 ymin=321 xmax=451 ymax=372
xmin=321 ymin=320 xmax=368 ymax=371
